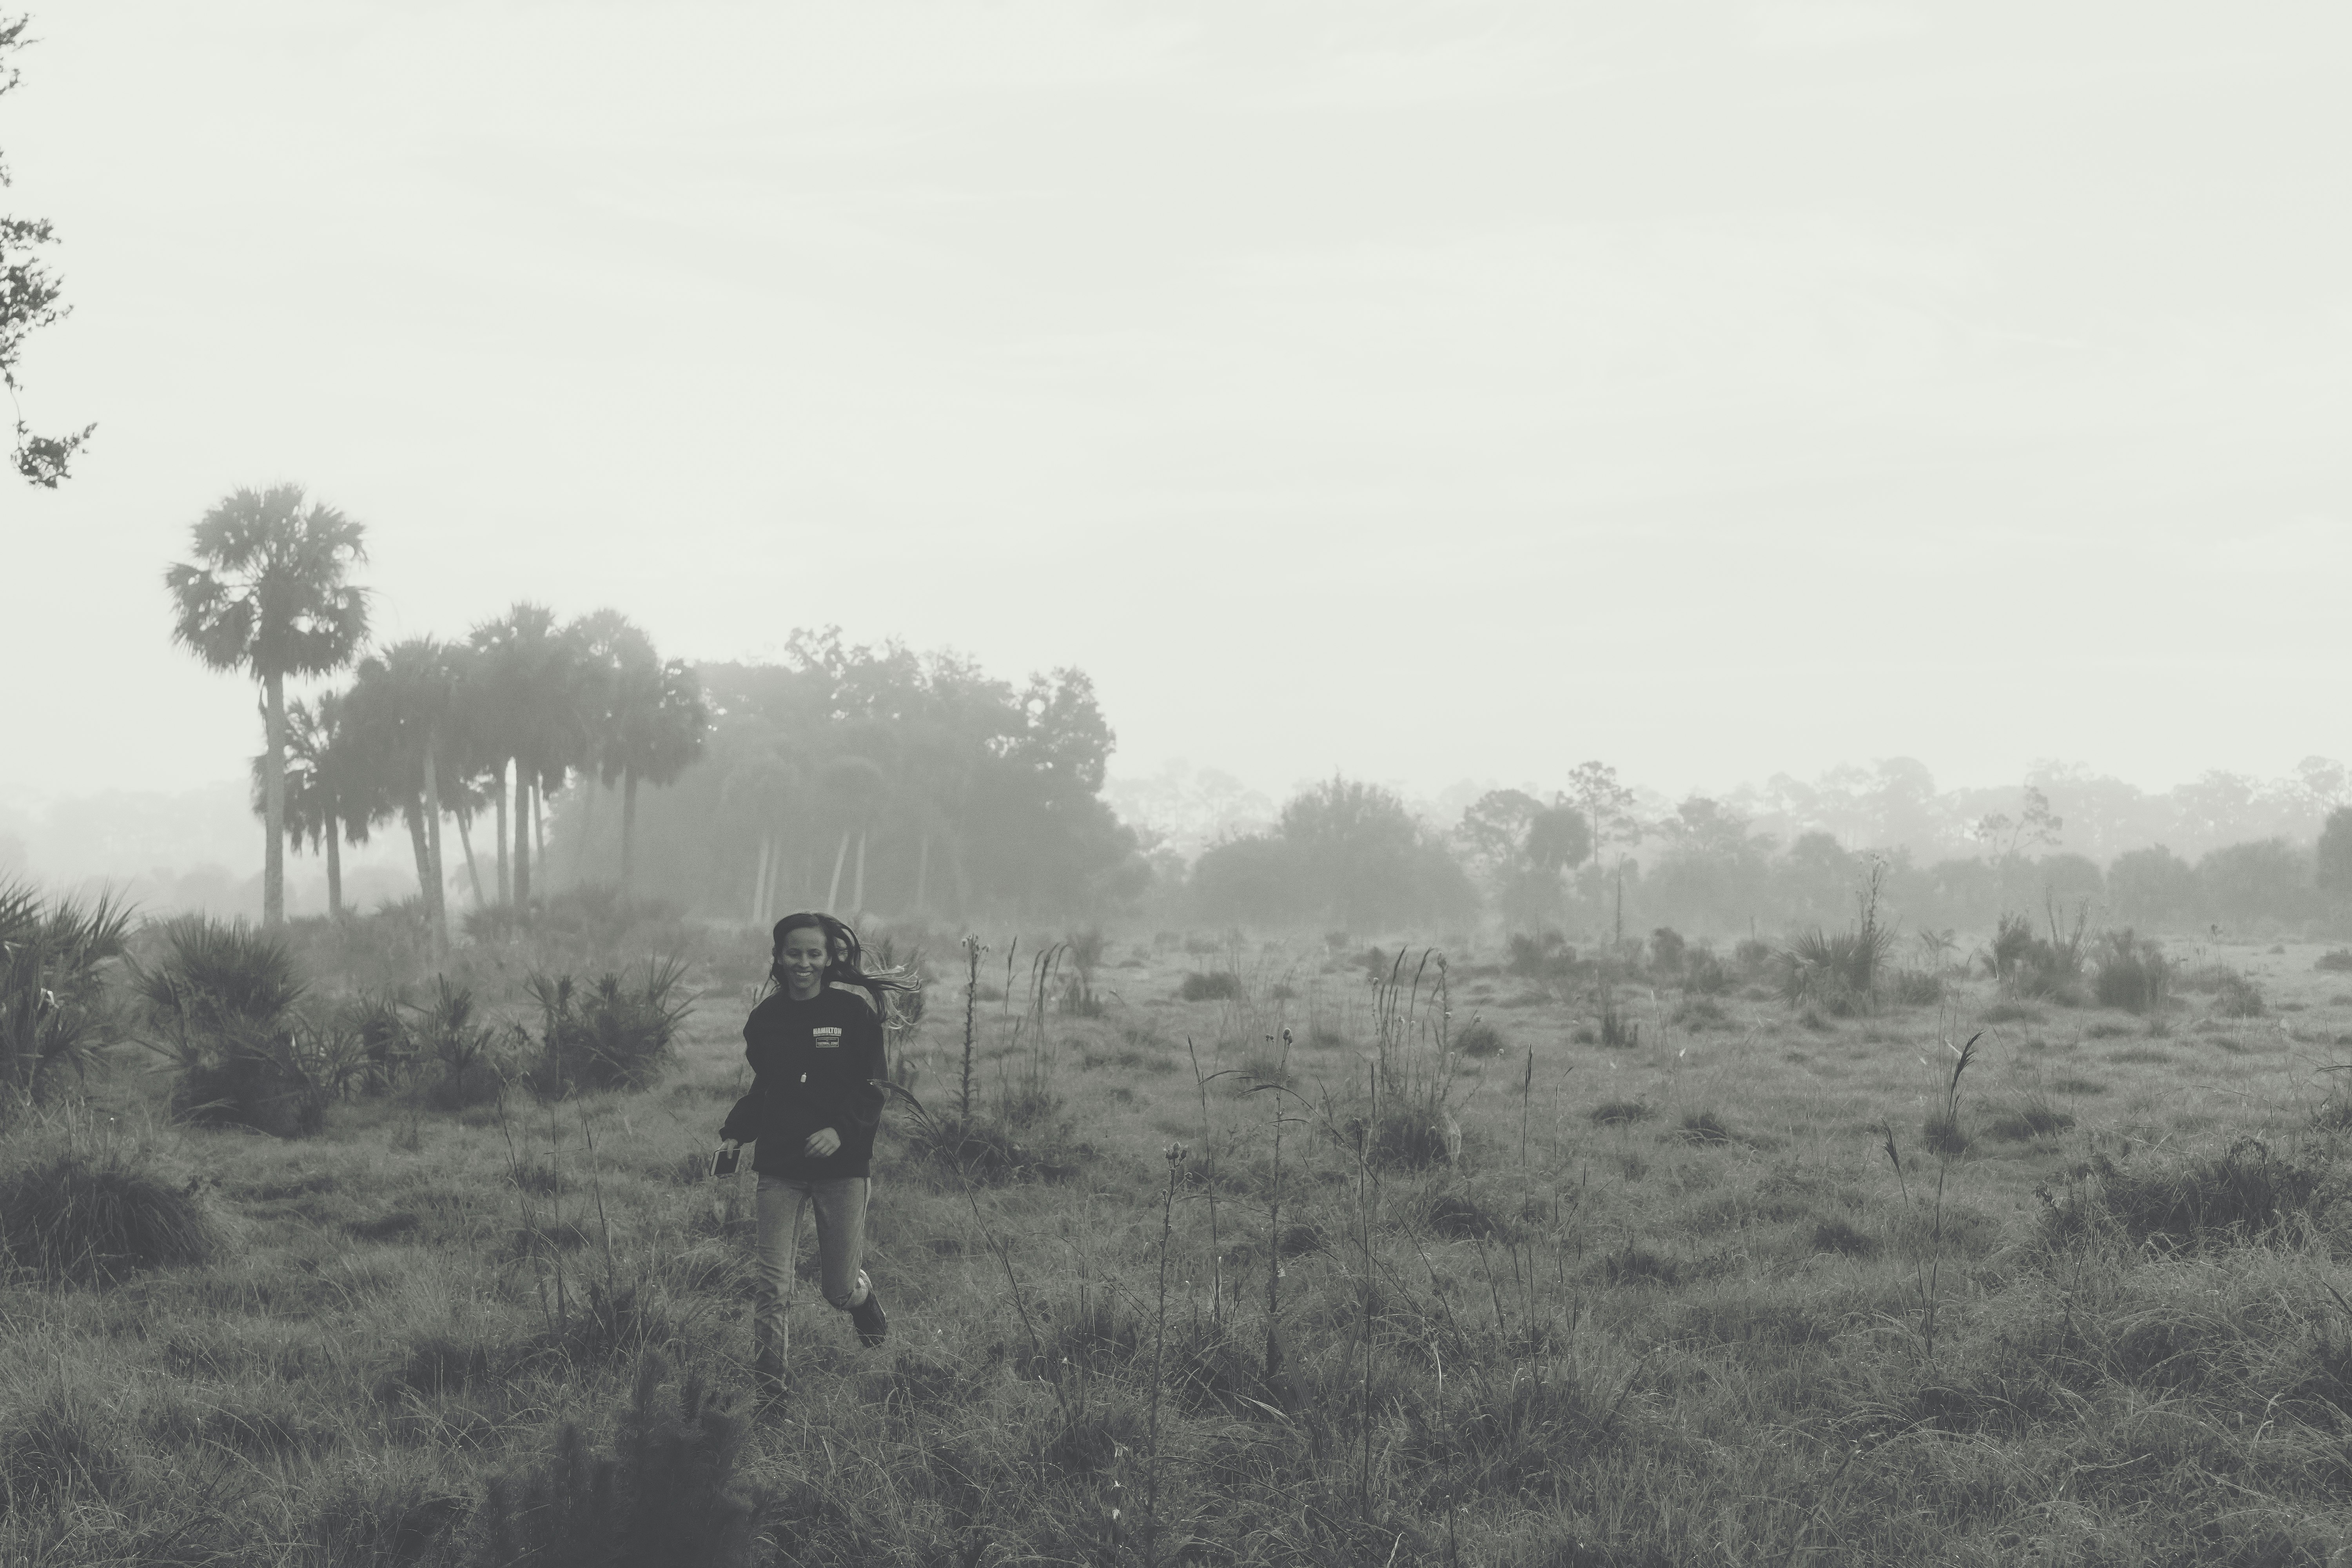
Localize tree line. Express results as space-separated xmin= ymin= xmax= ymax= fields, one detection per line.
xmin=165 ymin=486 xmax=704 ymax=951
xmin=1182 ymin=764 xmax=2352 ymax=941
xmin=163 ymin=486 xmax=1145 ymax=937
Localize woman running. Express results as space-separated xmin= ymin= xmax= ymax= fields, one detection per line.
xmin=718 ymin=912 xmax=904 ymax=1394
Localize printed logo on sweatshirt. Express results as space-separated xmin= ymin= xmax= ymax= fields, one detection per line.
xmin=813 ymin=1027 xmax=843 ymax=1049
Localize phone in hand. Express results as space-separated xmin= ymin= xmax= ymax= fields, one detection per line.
xmin=712 ymin=1145 xmax=741 ymax=1178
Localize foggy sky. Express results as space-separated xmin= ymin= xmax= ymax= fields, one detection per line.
xmin=5 ymin=2 xmax=2348 ymax=825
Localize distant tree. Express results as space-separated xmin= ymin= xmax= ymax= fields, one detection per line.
xmin=2107 ymin=845 xmax=2198 ymax=929
xmin=165 ymin=486 xmax=369 ymax=926
xmin=1457 ymin=789 xmax=1588 ymax=931
xmin=1196 ymin=776 xmax=1474 ymax=932
xmin=2196 ymin=838 xmax=2312 ymax=926
xmin=1563 ymin=761 xmax=1640 ymax=873
xmin=608 ymin=631 xmax=1140 ymax=920
xmin=571 ymin=610 xmax=707 ymax=887
xmin=2312 ymin=806 xmax=2352 ymax=902
xmin=247 ymin=690 xmax=384 ymax=920
xmin=0 ymin=17 xmax=92 ymax=486
xmin=464 ymin=602 xmax=582 ymax=907
xmin=1967 ymin=785 xmax=2063 ymax=860
xmin=343 ymin=638 xmax=465 ymax=950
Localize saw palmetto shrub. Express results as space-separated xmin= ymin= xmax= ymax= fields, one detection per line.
xmin=134 ymin=915 xmax=333 ymax=1137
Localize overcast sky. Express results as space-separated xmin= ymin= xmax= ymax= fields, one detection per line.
xmin=4 ymin=1 xmax=2347 ymax=818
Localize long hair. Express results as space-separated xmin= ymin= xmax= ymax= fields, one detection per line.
xmin=768 ymin=911 xmax=914 ymax=1010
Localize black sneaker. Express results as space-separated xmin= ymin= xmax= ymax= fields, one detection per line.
xmin=849 ymin=1282 xmax=889 ymax=1348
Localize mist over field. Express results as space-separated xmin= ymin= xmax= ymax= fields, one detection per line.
xmin=11 ymin=7 xmax=2352 ymax=1567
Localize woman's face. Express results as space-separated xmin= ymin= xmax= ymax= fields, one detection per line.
xmin=776 ymin=926 xmax=829 ymax=998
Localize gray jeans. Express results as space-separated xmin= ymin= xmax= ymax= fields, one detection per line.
xmin=753 ymin=1173 xmax=871 ymax=1359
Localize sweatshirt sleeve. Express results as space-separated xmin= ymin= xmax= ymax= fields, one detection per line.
xmin=719 ymin=1089 xmax=760 ymax=1145
xmin=718 ymin=1006 xmax=775 ymax=1143
xmin=822 ymin=1005 xmax=887 ymax=1134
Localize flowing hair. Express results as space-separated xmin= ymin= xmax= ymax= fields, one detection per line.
xmin=768 ymin=911 xmax=915 ymax=1012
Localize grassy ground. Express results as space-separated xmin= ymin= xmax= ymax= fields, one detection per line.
xmin=7 ymin=930 xmax=2352 ymax=1565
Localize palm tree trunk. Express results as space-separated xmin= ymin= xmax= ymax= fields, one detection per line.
xmin=853 ymin=831 xmax=867 ymax=915
xmin=826 ymin=831 xmax=851 ymax=914
xmin=622 ymin=772 xmax=640 ymax=887
xmin=531 ymin=779 xmax=546 ymax=891
xmin=494 ymin=763 xmax=511 ymax=904
xmin=422 ymin=731 xmax=448 ymax=955
xmin=513 ymin=766 xmax=532 ymax=907
xmin=262 ymin=671 xmax=287 ymax=926
xmin=456 ymin=808 xmax=487 ymax=909
xmin=405 ymin=804 xmax=432 ymax=905
xmin=324 ymin=801 xmax=343 ymax=919
xmin=915 ymin=831 xmax=930 ymax=913
xmin=751 ymin=831 xmax=770 ymax=925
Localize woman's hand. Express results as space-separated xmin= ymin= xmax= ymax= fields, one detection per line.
xmin=803 ymin=1127 xmax=841 ymax=1158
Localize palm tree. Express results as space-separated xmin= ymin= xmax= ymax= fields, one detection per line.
xmin=572 ymin=611 xmax=709 ymax=887
xmin=465 ymin=602 xmax=582 ymax=908
xmin=343 ymin=638 xmax=461 ymax=953
xmin=249 ymin=690 xmax=382 ymax=919
xmin=165 ymin=485 xmax=369 ymax=926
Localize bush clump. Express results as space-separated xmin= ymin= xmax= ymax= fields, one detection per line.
xmin=478 ymin=1356 xmax=756 ymax=1568
xmin=2212 ymin=972 xmax=2267 ymax=1018
xmin=0 ymin=880 xmax=132 ymax=1103
xmin=1454 ymin=1017 xmax=1506 ymax=1057
xmin=2092 ymin=929 xmax=2171 ymax=1013
xmin=0 ymin=1120 xmax=217 ymax=1284
xmin=1992 ymin=906 xmax=2091 ymax=1004
xmin=1177 ymin=971 xmax=1244 ymax=1002
xmin=2316 ymin=949 xmax=2352 ymax=973
xmin=522 ymin=962 xmax=693 ymax=1096
xmin=2041 ymin=1139 xmax=2336 ymax=1252
xmin=135 ymin=916 xmax=344 ymax=1137
xmin=1504 ymin=931 xmax=1577 ymax=980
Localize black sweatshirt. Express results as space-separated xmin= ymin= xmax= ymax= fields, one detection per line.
xmin=719 ymin=987 xmax=888 ymax=1180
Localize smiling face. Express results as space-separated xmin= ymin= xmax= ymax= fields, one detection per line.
xmin=776 ymin=925 xmax=829 ymax=1000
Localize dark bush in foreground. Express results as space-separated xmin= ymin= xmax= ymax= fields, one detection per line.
xmin=2317 ymin=948 xmax=2352 ymax=973
xmin=0 ymin=1132 xmax=216 ymax=1284
xmin=1588 ymin=1099 xmax=1652 ymax=1127
xmin=479 ymin=1356 xmax=756 ymax=1568
xmin=523 ymin=961 xmax=693 ymax=1096
xmin=1178 ymin=970 xmax=1244 ymax=1002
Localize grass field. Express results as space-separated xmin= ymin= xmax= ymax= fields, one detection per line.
xmin=7 ymin=929 xmax=2352 ymax=1566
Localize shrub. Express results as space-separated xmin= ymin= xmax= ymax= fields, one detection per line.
xmin=0 ymin=1118 xmax=217 ymax=1284
xmin=1985 ymin=1098 xmax=2074 ymax=1141
xmin=478 ymin=1356 xmax=757 ymax=1568
xmin=1993 ymin=904 xmax=2091 ymax=1003
xmin=1598 ymin=990 xmax=1639 ymax=1050
xmin=2317 ymin=949 xmax=2352 ymax=973
xmin=0 ymin=880 xmax=132 ymax=1105
xmin=1505 ymin=931 xmax=1577 ymax=980
xmin=1647 ymin=927 xmax=1686 ymax=973
xmin=1675 ymin=1111 xmax=1733 ymax=1145
xmin=2213 ymin=972 xmax=2266 ymax=1018
xmin=407 ymin=978 xmax=508 ymax=1110
xmin=2042 ymin=1138 xmax=2335 ymax=1251
xmin=1588 ymin=1099 xmax=1652 ymax=1127
xmin=1887 ymin=969 xmax=1944 ymax=1006
xmin=135 ymin=915 xmax=338 ymax=1136
xmin=523 ymin=961 xmax=693 ymax=1096
xmin=2092 ymin=930 xmax=2170 ymax=1013
xmin=1178 ymin=971 xmax=1244 ymax=1002
xmin=1777 ymin=925 xmax=1893 ymax=1013
xmin=1455 ymin=1017 xmax=1506 ymax=1057
xmin=1682 ymin=946 xmax=1730 ymax=995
